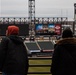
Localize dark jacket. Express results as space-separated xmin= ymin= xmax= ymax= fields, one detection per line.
xmin=51 ymin=38 xmax=76 ymax=75
xmin=0 ymin=35 xmax=29 ymax=75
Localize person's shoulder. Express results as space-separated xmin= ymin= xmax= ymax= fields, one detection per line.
xmin=1 ymin=36 xmax=10 ymax=42
xmin=56 ymin=38 xmax=76 ymax=45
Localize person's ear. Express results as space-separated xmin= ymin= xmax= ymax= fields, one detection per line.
xmin=6 ymin=30 xmax=8 ymax=36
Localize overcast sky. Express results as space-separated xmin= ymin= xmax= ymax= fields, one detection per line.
xmin=0 ymin=0 xmax=76 ymax=20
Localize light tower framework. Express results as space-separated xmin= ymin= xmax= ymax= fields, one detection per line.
xmin=74 ymin=3 xmax=76 ymax=21
xmin=28 ymin=0 xmax=35 ymax=40
xmin=28 ymin=0 xmax=35 ymax=37
xmin=74 ymin=3 xmax=76 ymax=35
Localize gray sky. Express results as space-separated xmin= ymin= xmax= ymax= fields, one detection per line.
xmin=0 ymin=0 xmax=76 ymax=20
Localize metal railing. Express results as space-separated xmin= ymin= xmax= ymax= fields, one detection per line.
xmin=28 ymin=57 xmax=52 ymax=74
xmin=0 ymin=57 xmax=52 ymax=75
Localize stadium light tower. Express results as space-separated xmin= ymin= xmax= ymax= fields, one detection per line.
xmin=28 ymin=0 xmax=35 ymax=39
xmin=74 ymin=3 xmax=76 ymax=21
xmin=28 ymin=0 xmax=35 ymax=28
xmin=74 ymin=3 xmax=76 ymax=35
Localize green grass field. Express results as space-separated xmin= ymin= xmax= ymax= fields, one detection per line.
xmin=28 ymin=59 xmax=52 ymax=75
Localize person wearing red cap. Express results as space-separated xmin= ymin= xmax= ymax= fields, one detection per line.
xmin=6 ymin=25 xmax=19 ymax=36
xmin=0 ymin=25 xmax=29 ymax=75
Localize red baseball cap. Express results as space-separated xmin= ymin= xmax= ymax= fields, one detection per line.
xmin=7 ymin=25 xmax=19 ymax=35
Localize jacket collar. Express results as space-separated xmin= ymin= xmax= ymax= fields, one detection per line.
xmin=56 ymin=38 xmax=76 ymax=45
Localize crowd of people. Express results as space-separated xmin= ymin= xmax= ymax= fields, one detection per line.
xmin=0 ymin=25 xmax=76 ymax=75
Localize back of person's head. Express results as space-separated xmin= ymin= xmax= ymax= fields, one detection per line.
xmin=6 ymin=25 xmax=19 ymax=36
xmin=62 ymin=28 xmax=73 ymax=38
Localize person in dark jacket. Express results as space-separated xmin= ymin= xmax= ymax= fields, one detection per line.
xmin=0 ymin=25 xmax=29 ymax=75
xmin=51 ymin=28 xmax=76 ymax=75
